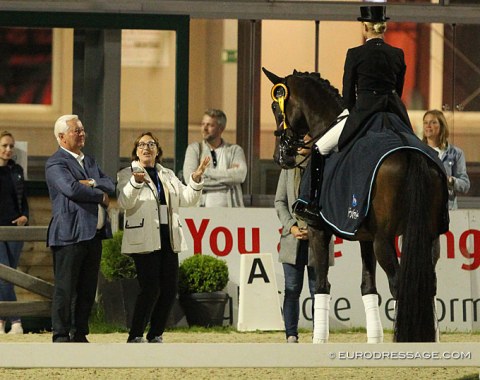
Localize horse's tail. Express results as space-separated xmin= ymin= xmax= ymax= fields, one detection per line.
xmin=394 ymin=152 xmax=436 ymax=342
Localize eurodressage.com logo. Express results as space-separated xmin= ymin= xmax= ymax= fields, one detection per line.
xmin=347 ymin=194 xmax=359 ymax=220
xmin=328 ymin=351 xmax=472 ymax=361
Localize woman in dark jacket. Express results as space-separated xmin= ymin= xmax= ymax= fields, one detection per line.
xmin=294 ymin=5 xmax=412 ymax=223
xmin=0 ymin=131 xmax=29 ymax=334
xmin=338 ymin=5 xmax=411 ymax=150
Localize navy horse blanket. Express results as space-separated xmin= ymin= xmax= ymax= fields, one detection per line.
xmin=319 ymin=112 xmax=447 ymax=240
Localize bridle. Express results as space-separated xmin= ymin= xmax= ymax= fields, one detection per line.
xmin=270 ymin=81 xmax=348 ymax=159
xmin=271 ymin=83 xmax=309 ymax=146
xmin=270 ymin=82 xmax=313 ymax=167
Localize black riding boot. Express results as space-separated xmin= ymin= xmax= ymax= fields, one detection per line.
xmin=292 ymin=146 xmax=325 ymax=224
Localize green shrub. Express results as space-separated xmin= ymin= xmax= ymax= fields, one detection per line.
xmin=101 ymin=230 xmax=136 ymax=281
xmin=178 ymin=254 xmax=229 ymax=295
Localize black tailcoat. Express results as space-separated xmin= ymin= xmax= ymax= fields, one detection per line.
xmin=339 ymin=38 xmax=412 ymax=150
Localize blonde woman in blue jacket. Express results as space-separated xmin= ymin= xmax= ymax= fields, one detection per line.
xmin=117 ymin=132 xmax=209 ymax=343
xmin=422 ymin=110 xmax=470 ymax=210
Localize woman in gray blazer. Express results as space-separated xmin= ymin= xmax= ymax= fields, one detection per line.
xmin=274 ymin=138 xmax=315 ymax=343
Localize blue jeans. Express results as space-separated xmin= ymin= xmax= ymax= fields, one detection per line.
xmin=0 ymin=241 xmax=23 ymax=322
xmin=282 ymin=241 xmax=315 ymax=338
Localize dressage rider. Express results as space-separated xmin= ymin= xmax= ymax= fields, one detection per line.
xmin=293 ymin=5 xmax=413 ymax=223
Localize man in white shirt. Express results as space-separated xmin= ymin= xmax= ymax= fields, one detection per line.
xmin=183 ymin=109 xmax=247 ymax=207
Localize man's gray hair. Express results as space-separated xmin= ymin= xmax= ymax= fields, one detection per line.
xmin=204 ymin=109 xmax=227 ymax=129
xmin=54 ymin=114 xmax=78 ymax=144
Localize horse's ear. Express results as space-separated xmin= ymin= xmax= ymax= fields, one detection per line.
xmin=262 ymin=67 xmax=282 ymax=85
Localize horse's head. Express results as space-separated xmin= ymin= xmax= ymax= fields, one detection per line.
xmin=263 ymin=68 xmax=310 ymax=168
xmin=262 ymin=67 xmax=343 ymax=169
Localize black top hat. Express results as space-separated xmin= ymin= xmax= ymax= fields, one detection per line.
xmin=357 ymin=6 xmax=390 ymax=22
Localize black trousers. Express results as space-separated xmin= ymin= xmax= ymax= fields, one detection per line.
xmin=51 ymin=235 xmax=102 ymax=340
xmin=128 ymin=226 xmax=178 ymax=340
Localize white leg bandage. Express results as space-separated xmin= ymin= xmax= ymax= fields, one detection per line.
xmin=362 ymin=294 xmax=384 ymax=343
xmin=313 ymin=294 xmax=330 ymax=344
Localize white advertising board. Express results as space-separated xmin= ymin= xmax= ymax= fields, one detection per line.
xmin=178 ymin=208 xmax=480 ymax=332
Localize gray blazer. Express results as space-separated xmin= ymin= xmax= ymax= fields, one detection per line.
xmin=274 ymin=168 xmax=313 ymax=266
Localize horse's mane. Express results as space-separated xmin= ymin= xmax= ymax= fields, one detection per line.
xmin=291 ymin=70 xmax=345 ymax=109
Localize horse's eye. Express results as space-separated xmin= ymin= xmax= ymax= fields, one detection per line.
xmin=271 ymin=102 xmax=277 ymax=111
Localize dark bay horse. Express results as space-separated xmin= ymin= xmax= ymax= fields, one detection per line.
xmin=263 ymin=68 xmax=448 ymax=342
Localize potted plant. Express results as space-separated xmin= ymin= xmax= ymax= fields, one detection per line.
xmin=178 ymin=254 xmax=230 ymax=327
xmin=101 ymin=230 xmax=136 ymax=281
xmin=98 ymin=230 xmax=138 ymax=328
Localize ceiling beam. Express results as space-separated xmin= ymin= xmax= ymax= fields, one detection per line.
xmin=0 ymin=1 xmax=479 ymax=24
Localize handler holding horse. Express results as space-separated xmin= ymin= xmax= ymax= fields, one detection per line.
xmin=294 ymin=5 xmax=413 ymax=222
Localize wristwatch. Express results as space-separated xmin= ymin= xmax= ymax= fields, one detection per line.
xmin=88 ymin=178 xmax=95 ymax=187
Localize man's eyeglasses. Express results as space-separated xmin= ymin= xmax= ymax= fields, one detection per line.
xmin=210 ymin=150 xmax=217 ymax=168
xmin=137 ymin=141 xmax=157 ymax=150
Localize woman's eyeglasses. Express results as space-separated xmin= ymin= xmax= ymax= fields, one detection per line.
xmin=137 ymin=141 xmax=157 ymax=150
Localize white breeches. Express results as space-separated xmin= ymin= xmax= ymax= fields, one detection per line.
xmin=315 ymin=109 xmax=349 ymax=155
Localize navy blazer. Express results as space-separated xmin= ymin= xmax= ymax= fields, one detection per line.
xmin=45 ymin=148 xmax=115 ymax=247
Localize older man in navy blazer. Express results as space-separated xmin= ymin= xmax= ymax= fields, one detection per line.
xmin=46 ymin=114 xmax=115 ymax=343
